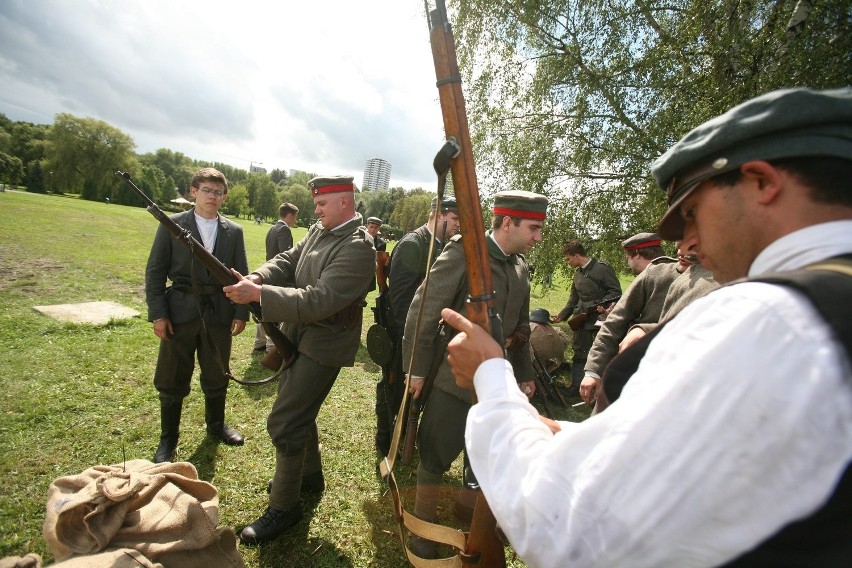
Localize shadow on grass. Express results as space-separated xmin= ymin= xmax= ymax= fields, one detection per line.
xmin=361 ymin=454 xmax=474 ymax=566
xmin=186 ymin=435 xmax=219 ymax=481
xmin=247 ymin=493 xmax=353 ymax=567
xmin=235 ymin=354 xmax=281 ymax=402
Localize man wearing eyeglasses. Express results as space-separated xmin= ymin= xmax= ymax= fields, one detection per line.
xmin=145 ymin=167 xmax=249 ymax=464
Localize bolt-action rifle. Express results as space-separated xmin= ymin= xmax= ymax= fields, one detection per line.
xmin=115 ymin=170 xmax=298 ymax=384
xmin=400 ymin=322 xmax=450 ymax=464
xmin=532 ymin=351 xmax=569 ymax=410
xmin=565 ymin=295 xmax=622 ymax=331
xmin=426 ymin=1 xmax=506 ymax=564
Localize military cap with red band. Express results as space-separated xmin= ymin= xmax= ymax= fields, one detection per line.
xmin=492 ymin=189 xmax=548 ymax=220
xmin=622 ymin=232 xmax=661 ymax=251
xmin=309 ymin=175 xmax=355 ymax=196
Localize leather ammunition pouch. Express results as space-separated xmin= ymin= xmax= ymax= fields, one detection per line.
xmin=504 ymin=324 xmax=530 ymax=352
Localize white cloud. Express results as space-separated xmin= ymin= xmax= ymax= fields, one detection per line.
xmin=0 ymin=0 xmax=452 ymax=190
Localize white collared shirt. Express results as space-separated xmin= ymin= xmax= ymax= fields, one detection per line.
xmin=467 ymin=220 xmax=852 ymax=568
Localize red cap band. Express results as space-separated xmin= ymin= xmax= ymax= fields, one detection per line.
xmin=312 ymin=183 xmax=354 ymax=195
xmin=493 ymin=207 xmax=546 ymax=220
xmin=624 ymin=239 xmax=661 ymax=251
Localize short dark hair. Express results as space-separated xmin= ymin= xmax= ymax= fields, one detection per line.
xmin=562 ymin=240 xmax=586 ymax=256
xmin=280 ymin=203 xmax=299 ymax=217
xmin=491 ymin=215 xmax=523 ymax=230
xmin=628 ymin=245 xmax=666 ymax=260
xmin=191 ymin=167 xmax=228 ymax=192
xmin=713 ymin=157 xmax=852 ymax=207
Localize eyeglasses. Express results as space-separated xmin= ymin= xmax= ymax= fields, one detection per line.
xmin=198 ymin=188 xmax=225 ymax=198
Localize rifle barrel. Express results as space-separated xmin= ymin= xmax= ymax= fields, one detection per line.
xmin=114 ymin=170 xmax=298 ymax=373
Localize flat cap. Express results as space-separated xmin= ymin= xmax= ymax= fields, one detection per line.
xmin=493 ymin=190 xmax=548 ymax=220
xmin=654 ymin=87 xmax=852 ymax=240
xmin=366 ymin=216 xmax=383 ymax=225
xmin=622 ymin=232 xmax=661 ymax=251
xmin=431 ymin=195 xmax=458 ymax=212
xmin=309 ymin=175 xmax=355 ymax=196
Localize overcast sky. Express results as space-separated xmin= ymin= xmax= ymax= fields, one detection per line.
xmin=0 ymin=0 xmax=448 ymax=190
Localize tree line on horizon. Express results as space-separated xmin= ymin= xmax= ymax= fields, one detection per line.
xmin=0 ymin=112 xmax=445 ymax=240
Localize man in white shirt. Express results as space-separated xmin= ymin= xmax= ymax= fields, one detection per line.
xmin=441 ymin=87 xmax=852 ymax=567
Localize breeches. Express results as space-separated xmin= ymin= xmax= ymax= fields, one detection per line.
xmin=416 ymin=388 xmax=470 ymax=475
xmin=266 ymin=353 xmax=340 ymax=452
xmin=153 ymin=317 xmax=232 ymax=400
xmin=571 ymin=327 xmax=597 ymax=363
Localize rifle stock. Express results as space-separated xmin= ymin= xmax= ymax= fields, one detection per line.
xmin=400 ymin=323 xmax=448 ymax=464
xmin=115 ymin=170 xmax=297 ymax=373
xmin=428 ymin=3 xmax=506 ymax=565
xmin=376 ymin=251 xmax=390 ymax=294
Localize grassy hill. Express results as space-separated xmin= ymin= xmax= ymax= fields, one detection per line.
xmin=0 ymin=190 xmax=602 ymax=567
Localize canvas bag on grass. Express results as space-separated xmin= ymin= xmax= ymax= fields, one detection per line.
xmin=43 ymin=459 xmax=243 ymax=568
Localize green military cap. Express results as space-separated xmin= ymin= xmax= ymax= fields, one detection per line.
xmin=622 ymin=232 xmax=661 ymax=251
xmin=366 ymin=216 xmax=383 ymax=225
xmin=493 ymin=190 xmax=548 ymax=220
xmin=309 ymin=175 xmax=355 ymax=196
xmin=654 ymin=87 xmax=852 ymax=240
xmin=431 ymin=195 xmax=458 ymax=212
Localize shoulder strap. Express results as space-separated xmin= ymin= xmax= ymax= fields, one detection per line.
xmin=750 ymin=254 xmax=852 ymax=365
xmin=601 ymin=254 xmax=852 ymax=407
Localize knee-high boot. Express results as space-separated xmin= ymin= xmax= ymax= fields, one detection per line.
xmin=205 ymin=395 xmax=244 ymax=446
xmin=411 ymin=463 xmax=443 ymax=559
xmin=154 ymin=398 xmax=182 ymax=463
xmin=240 ymin=447 xmax=305 ymax=544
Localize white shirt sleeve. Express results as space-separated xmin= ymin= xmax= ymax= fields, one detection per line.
xmin=466 ymin=283 xmax=852 ymax=568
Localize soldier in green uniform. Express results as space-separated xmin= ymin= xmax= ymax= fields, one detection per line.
xmin=224 ymin=176 xmax=376 ymax=544
xmin=579 ymin=233 xmax=678 ymax=405
xmin=553 ymin=240 xmax=622 ymax=393
xmin=373 ymin=197 xmax=460 ymax=455
xmin=402 ymin=190 xmax=547 ymax=559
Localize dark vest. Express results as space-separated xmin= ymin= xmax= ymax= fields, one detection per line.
xmin=600 ymin=256 xmax=852 ymax=567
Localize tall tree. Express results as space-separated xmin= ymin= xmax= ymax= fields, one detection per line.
xmin=278 ymin=183 xmax=313 ymax=226
xmin=140 ymin=148 xmax=195 ymax=195
xmin=24 ymin=160 xmax=45 ymax=193
xmin=389 ymin=191 xmax=434 ymax=233
xmin=222 ymin=183 xmax=250 ymax=218
xmin=453 ymin=0 xmax=852 ymax=276
xmin=270 ymin=168 xmax=289 ymax=185
xmin=254 ymin=182 xmax=279 ymax=221
xmin=46 ymin=113 xmax=136 ymax=200
xmin=0 ymin=153 xmax=24 ymax=186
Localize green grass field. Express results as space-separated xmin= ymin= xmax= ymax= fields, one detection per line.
xmin=0 ymin=190 xmax=622 ymax=566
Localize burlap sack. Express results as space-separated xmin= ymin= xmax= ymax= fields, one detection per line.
xmin=0 ymin=554 xmax=42 ymax=568
xmin=43 ymin=459 xmax=243 ymax=568
xmin=51 ymin=548 xmax=162 ymax=567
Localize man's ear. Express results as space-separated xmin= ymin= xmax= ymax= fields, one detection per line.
xmin=740 ymin=160 xmax=783 ymax=205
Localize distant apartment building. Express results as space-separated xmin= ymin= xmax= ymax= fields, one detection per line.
xmin=362 ymin=157 xmax=391 ymax=190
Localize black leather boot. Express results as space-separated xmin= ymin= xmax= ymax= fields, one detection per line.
xmin=241 ymin=448 xmax=305 ymax=544
xmin=154 ymin=398 xmax=182 ymax=463
xmin=205 ymin=395 xmax=244 ymax=446
xmin=374 ymin=383 xmax=391 ymax=455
